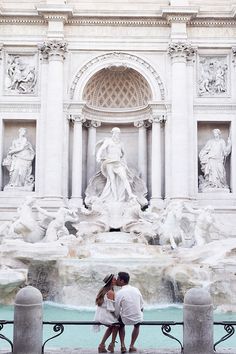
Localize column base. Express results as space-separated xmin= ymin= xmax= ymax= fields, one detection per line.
xmin=150 ymin=197 xmax=164 ymax=210
xmin=39 ymin=196 xmax=65 ymax=208
xmin=69 ymin=197 xmax=83 ymax=208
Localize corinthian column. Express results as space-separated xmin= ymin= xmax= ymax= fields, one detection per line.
xmin=85 ymin=120 xmax=101 ymax=183
xmin=149 ymin=113 xmax=165 ymax=205
xmin=231 ymin=47 xmax=236 ymax=194
xmin=167 ymin=42 xmax=196 ymax=200
xmin=39 ymin=40 xmax=67 ymax=199
xmin=71 ymin=114 xmax=85 ymax=206
xmin=134 ymin=120 xmax=149 ymax=184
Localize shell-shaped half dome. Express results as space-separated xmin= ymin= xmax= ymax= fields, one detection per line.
xmin=83 ymin=66 xmax=152 ymax=110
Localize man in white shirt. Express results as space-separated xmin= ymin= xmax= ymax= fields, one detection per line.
xmin=115 ymin=272 xmax=144 ymax=353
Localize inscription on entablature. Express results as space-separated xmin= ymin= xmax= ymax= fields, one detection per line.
xmin=5 ymin=53 xmax=37 ymax=95
xmin=198 ymin=55 xmax=228 ymax=97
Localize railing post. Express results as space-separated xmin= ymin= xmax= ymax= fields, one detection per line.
xmin=183 ymin=287 xmax=214 ymax=354
xmin=13 ymin=286 xmax=43 ymax=354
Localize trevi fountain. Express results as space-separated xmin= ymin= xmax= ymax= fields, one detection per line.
xmin=0 ymin=0 xmax=235 ymax=315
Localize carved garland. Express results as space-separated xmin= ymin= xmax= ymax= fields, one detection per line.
xmin=70 ymin=52 xmax=165 ymax=100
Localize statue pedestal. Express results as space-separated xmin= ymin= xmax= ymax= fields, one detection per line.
xmin=106 ymin=202 xmax=130 ymax=229
xmin=200 ymin=187 xmax=230 ymax=193
xmin=82 ymin=231 xmax=161 ymax=259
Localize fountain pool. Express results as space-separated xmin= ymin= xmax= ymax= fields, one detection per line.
xmin=0 ymin=303 xmax=235 ymax=350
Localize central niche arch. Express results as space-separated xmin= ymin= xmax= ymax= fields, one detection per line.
xmin=83 ymin=66 xmax=152 ymax=110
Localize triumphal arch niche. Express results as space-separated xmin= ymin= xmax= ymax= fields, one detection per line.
xmin=69 ymin=52 xmax=166 ymax=208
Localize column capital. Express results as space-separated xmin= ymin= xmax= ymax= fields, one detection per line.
xmin=168 ymin=41 xmax=197 ymax=61
xmin=0 ymin=43 xmax=3 ymax=62
xmin=84 ymin=120 xmax=101 ymax=128
xmin=69 ymin=114 xmax=86 ymax=124
xmin=134 ymin=120 xmax=151 ymax=129
xmin=38 ymin=40 xmax=67 ymax=61
xmin=232 ymin=47 xmax=236 ymax=65
xmin=149 ymin=114 xmax=166 ymax=124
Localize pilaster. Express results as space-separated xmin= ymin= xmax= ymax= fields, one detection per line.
xmin=167 ymin=41 xmax=196 ymax=200
xmin=231 ymin=47 xmax=236 ymax=195
xmin=38 ymin=40 xmax=67 ymax=200
xmin=37 ymin=3 xmax=73 ymax=39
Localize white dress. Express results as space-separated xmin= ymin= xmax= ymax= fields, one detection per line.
xmin=93 ymin=294 xmax=118 ymax=331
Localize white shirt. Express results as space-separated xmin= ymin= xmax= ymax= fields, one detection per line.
xmin=115 ymin=284 xmax=144 ymax=325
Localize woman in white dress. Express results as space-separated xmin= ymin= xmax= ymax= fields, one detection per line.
xmin=94 ymin=274 xmax=120 ymax=353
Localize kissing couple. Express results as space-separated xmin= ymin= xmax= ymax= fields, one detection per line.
xmin=94 ymin=272 xmax=144 ymax=353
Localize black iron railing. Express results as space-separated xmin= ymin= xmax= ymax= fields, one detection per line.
xmin=1 ymin=320 xmax=236 ymax=353
xmin=0 ymin=320 xmax=13 ymax=352
xmin=42 ymin=320 xmax=183 ymax=353
xmin=214 ymin=321 xmax=236 ymax=351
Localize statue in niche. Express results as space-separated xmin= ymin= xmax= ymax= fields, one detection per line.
xmin=85 ymin=127 xmax=148 ymax=207
xmin=2 ymin=128 xmax=35 ymax=191
xmin=198 ymin=57 xmax=228 ymax=96
xmin=199 ymin=128 xmax=231 ymax=192
xmin=7 ymin=55 xmax=37 ymax=94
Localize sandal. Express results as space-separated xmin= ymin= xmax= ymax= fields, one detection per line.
xmin=98 ymin=344 xmax=107 ymax=353
xmin=129 ymin=347 xmax=137 ymax=352
xmin=121 ymin=346 xmax=127 ymax=353
xmin=108 ymin=342 xmax=115 ymax=353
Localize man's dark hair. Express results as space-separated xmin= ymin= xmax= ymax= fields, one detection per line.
xmin=118 ymin=272 xmax=130 ymax=284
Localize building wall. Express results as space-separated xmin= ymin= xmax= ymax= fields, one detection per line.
xmin=0 ymin=0 xmax=235 ymax=218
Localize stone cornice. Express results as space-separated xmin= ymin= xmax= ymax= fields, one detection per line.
xmin=0 ymin=14 xmax=236 ymax=27
xmin=189 ymin=18 xmax=236 ymax=27
xmin=81 ymin=104 xmax=154 ymax=124
xmin=67 ymin=17 xmax=168 ymax=27
xmin=0 ymin=102 xmax=40 ymax=113
xmin=0 ymin=16 xmax=46 ymax=25
xmin=161 ymin=6 xmax=199 ymax=24
xmin=36 ymin=4 xmax=74 ymax=23
xmin=194 ymin=104 xmax=236 ymax=112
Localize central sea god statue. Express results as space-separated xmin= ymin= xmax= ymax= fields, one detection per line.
xmin=85 ymin=127 xmax=147 ymax=208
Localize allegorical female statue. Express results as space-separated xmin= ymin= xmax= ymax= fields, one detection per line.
xmin=199 ymin=128 xmax=231 ymax=192
xmin=2 ymin=127 xmax=35 ymax=191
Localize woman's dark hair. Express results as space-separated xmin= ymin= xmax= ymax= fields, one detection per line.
xmin=95 ymin=277 xmax=113 ymax=306
xmin=118 ymin=272 xmax=130 ymax=284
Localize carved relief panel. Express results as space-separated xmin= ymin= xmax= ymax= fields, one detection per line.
xmin=197 ymin=55 xmax=229 ymax=97
xmin=4 ymin=53 xmax=37 ymax=95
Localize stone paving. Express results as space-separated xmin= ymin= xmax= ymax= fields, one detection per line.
xmin=1 ymin=349 xmax=236 ymax=354
xmin=44 ymin=350 xmax=236 ymax=354
xmin=43 ymin=349 xmax=236 ymax=354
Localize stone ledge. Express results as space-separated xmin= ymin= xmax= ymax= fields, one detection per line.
xmin=1 ymin=349 xmax=235 ymax=354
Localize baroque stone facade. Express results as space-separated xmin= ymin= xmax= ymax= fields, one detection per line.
xmin=0 ymin=0 xmax=236 ymax=310
xmin=0 ymin=0 xmax=235 ymax=214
